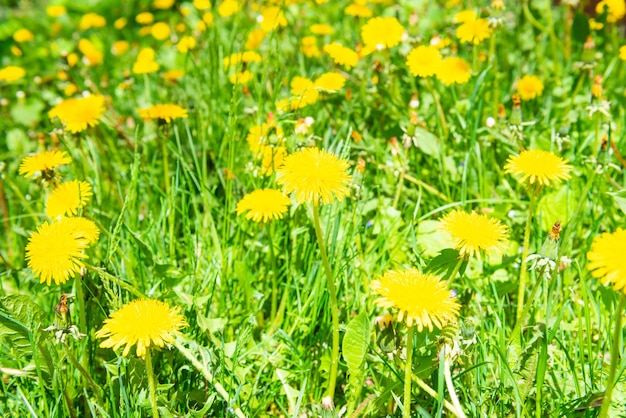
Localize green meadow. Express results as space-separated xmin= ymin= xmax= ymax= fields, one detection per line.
xmin=1 ymin=0 xmax=626 ymax=416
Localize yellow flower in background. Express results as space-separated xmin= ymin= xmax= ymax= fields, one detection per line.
xmin=596 ymin=0 xmax=626 ymax=22
xmin=202 ymin=12 xmax=215 ymax=27
xmin=504 ymin=149 xmax=572 ymax=187
xmin=516 ymin=75 xmax=544 ymax=100
xmin=19 ymin=150 xmax=72 ymax=179
xmin=361 ymin=17 xmax=405 ymax=50
xmin=112 ymin=40 xmax=130 ymax=56
xmin=246 ymin=122 xmax=284 ymax=152
xmin=78 ymin=39 xmax=103 ymax=66
xmin=223 ymin=51 xmax=262 ymax=67
xmin=151 ymin=22 xmax=171 ymax=40
xmin=277 ymin=147 xmax=351 ymax=205
xmin=218 ymin=0 xmax=240 ymax=17
xmin=138 ymin=104 xmax=188 ymax=122
xmin=620 ymin=45 xmax=626 ymax=60
xmin=436 ymin=57 xmax=472 ymax=86
xmin=49 ymin=95 xmax=106 ymax=133
xmin=260 ymin=6 xmax=287 ymax=32
xmin=453 ymin=9 xmax=477 ymax=23
xmin=258 ymin=144 xmax=287 ymax=175
xmin=345 ymin=1 xmax=372 ymax=17
xmin=13 ymin=28 xmax=34 ymax=43
xmin=324 ymin=42 xmax=359 ymax=70
xmin=177 ymin=36 xmax=197 ymax=53
xmin=63 ymin=217 xmax=100 ymax=244
xmin=153 ymin=0 xmax=175 ymax=9
xmin=26 ymin=218 xmax=90 ymax=285
xmin=229 ymin=70 xmax=253 ymax=84
xmin=310 ymin=24 xmax=333 ymax=35
xmin=136 ymin=12 xmax=154 ymax=25
xmin=588 ymin=229 xmax=626 ymax=293
xmin=133 ymin=48 xmax=160 ymax=74
xmin=456 ymin=18 xmax=492 ymax=44
xmin=236 ymin=188 xmax=291 ymax=222
xmin=67 ymin=53 xmax=79 ymax=67
xmin=46 ymin=181 xmax=93 ymax=219
xmin=289 ymin=77 xmax=319 ymax=109
xmin=46 ymin=5 xmax=67 ymax=17
xmin=438 ymin=210 xmax=509 ymax=259
xmin=194 ymin=0 xmax=212 ymax=9
xmin=301 ymin=36 xmax=321 ymax=58
xmin=291 ymin=76 xmax=314 ymax=95
xmin=371 ymin=269 xmax=460 ymax=331
xmin=0 ymin=66 xmax=26 ymax=82
xmin=96 ymin=298 xmax=187 ymax=357
xmin=314 ymin=72 xmax=346 ymax=92
xmin=114 ymin=17 xmax=127 ymax=30
xmin=163 ymin=69 xmax=185 ymax=82
xmin=406 ymin=45 xmax=442 ymax=77
xmin=79 ymin=13 xmax=106 ymax=30
xmin=246 ymin=29 xmax=266 ymax=49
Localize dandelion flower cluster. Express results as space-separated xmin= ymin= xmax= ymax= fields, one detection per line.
xmin=19 ymin=150 xmax=72 ymax=179
xmin=96 ymin=298 xmax=187 ymax=357
xmin=371 ymin=269 xmax=460 ymax=331
xmin=277 ymin=147 xmax=351 ymax=205
xmin=438 ymin=210 xmax=509 ymax=259
xmin=504 ymin=149 xmax=572 ymax=187
xmin=48 ymin=95 xmax=106 ymax=133
xmin=236 ymin=189 xmax=291 ymax=222
xmin=587 ymin=228 xmax=626 ymax=293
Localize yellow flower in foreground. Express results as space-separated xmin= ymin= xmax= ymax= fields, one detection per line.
xmin=439 ymin=210 xmax=509 ymax=259
xmin=63 ymin=216 xmax=100 ymax=244
xmin=19 ymin=150 xmax=72 ymax=179
xmin=26 ymin=218 xmax=90 ymax=285
xmin=49 ymin=95 xmax=106 ymax=133
xmin=588 ymin=228 xmax=626 ymax=293
xmin=596 ymin=0 xmax=626 ymax=23
xmin=277 ymin=147 xmax=351 ymax=205
xmin=324 ymin=42 xmax=359 ymax=70
xmin=620 ymin=45 xmax=626 ymax=61
xmin=504 ymin=149 xmax=572 ymax=187
xmin=406 ymin=45 xmax=442 ymax=78
xmin=371 ymin=269 xmax=460 ymax=331
xmin=456 ymin=18 xmax=492 ymax=45
xmin=138 ymin=104 xmax=188 ymax=122
xmin=516 ymin=75 xmax=544 ymax=100
xmin=361 ymin=16 xmax=405 ymax=50
xmin=96 ymin=298 xmax=187 ymax=357
xmin=436 ymin=57 xmax=472 ymax=86
xmin=236 ymin=188 xmax=291 ymax=222
xmin=0 ymin=66 xmax=26 ymax=82
xmin=46 ymin=181 xmax=93 ymax=218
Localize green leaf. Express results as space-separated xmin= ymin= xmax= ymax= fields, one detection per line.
xmin=536 ymin=185 xmax=577 ymax=231
xmin=572 ymin=12 xmax=590 ymax=44
xmin=413 ymin=127 xmax=440 ymax=156
xmin=415 ymin=220 xmax=449 ymax=258
xmin=425 ymin=248 xmax=466 ymax=280
xmin=10 ymin=99 xmax=45 ymax=127
xmin=609 ymin=189 xmax=626 ymax=216
xmin=342 ymin=312 xmax=371 ymax=374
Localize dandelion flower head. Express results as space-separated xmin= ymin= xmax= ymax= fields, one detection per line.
xmin=0 ymin=66 xmax=26 ymax=82
xmin=236 ymin=188 xmax=291 ymax=222
xmin=516 ymin=75 xmax=544 ymax=100
xmin=96 ymin=298 xmax=187 ymax=357
xmin=620 ymin=45 xmax=626 ymax=61
xmin=324 ymin=42 xmax=359 ymax=70
xmin=63 ymin=216 xmax=100 ymax=244
xmin=138 ymin=104 xmax=188 ymax=122
xmin=588 ymin=228 xmax=626 ymax=293
xmin=371 ymin=269 xmax=460 ymax=331
xmin=406 ymin=45 xmax=442 ymax=78
xmin=436 ymin=57 xmax=472 ymax=86
xmin=19 ymin=150 xmax=72 ymax=179
xmin=361 ymin=17 xmax=405 ymax=50
xmin=314 ymin=72 xmax=346 ymax=92
xmin=438 ymin=209 xmax=509 ymax=259
xmin=48 ymin=95 xmax=106 ymax=133
xmin=596 ymin=0 xmax=626 ymax=23
xmin=504 ymin=149 xmax=572 ymax=187
xmin=456 ymin=18 xmax=492 ymax=45
xmin=277 ymin=147 xmax=351 ymax=205
xmin=46 ymin=181 xmax=93 ymax=218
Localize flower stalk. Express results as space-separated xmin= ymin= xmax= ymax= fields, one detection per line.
xmin=599 ymin=294 xmax=626 ymax=418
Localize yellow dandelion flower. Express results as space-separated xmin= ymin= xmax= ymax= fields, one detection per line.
xmin=79 ymin=13 xmax=106 ymax=30
xmin=163 ymin=69 xmax=185 ymax=82
xmin=78 ymin=39 xmax=103 ymax=66
xmin=133 ymin=48 xmax=160 ymax=74
xmin=218 ymin=0 xmax=240 ymax=17
xmin=257 ymin=144 xmax=287 ymax=175
xmin=0 ymin=66 xmax=26 ymax=82
xmin=246 ymin=29 xmax=265 ymax=49
xmin=406 ymin=45 xmax=442 ymax=78
xmin=46 ymin=181 xmax=93 ymax=219
xmin=96 ymin=298 xmax=187 ymax=357
xmin=151 ymin=22 xmax=171 ymax=40
xmin=223 ymin=51 xmax=262 ymax=67
xmin=504 ymin=149 xmax=572 ymax=187
xmin=345 ymin=2 xmax=372 ymax=17
xmin=438 ymin=209 xmax=509 ymax=259
xmin=516 ymin=75 xmax=544 ymax=100
xmin=301 ymin=36 xmax=321 ymax=58
xmin=361 ymin=17 xmax=405 ymax=50
xmin=26 ymin=218 xmax=90 ymax=285
xmin=324 ymin=42 xmax=359 ymax=70
xmin=246 ymin=123 xmax=284 ymax=153
xmin=114 ymin=17 xmax=127 ymax=29
xmin=620 ymin=45 xmax=626 ymax=60
xmin=138 ymin=104 xmax=188 ymax=122
xmin=456 ymin=18 xmax=492 ymax=45
xmin=596 ymin=0 xmax=626 ymax=23
xmin=436 ymin=57 xmax=472 ymax=86
xmin=371 ymin=269 xmax=460 ymax=331
xmin=19 ymin=150 xmax=72 ymax=179
xmin=229 ymin=70 xmax=253 ymax=84
xmin=260 ymin=6 xmax=287 ymax=32
xmin=193 ymin=0 xmax=212 ymax=10
xmin=62 ymin=216 xmax=100 ymax=244
xmin=314 ymin=72 xmax=346 ymax=92
xmin=277 ymin=147 xmax=351 ymax=205
xmin=453 ymin=9 xmax=477 ymax=23
xmin=112 ymin=40 xmax=130 ymax=56
xmin=13 ymin=29 xmax=34 ymax=43
xmin=310 ymin=24 xmax=333 ymax=35
xmin=177 ymin=36 xmax=196 ymax=53
xmin=48 ymin=95 xmax=106 ymax=133
xmin=46 ymin=5 xmax=67 ymax=17
xmin=154 ymin=0 xmax=175 ymax=9
xmin=136 ymin=12 xmax=154 ymax=25
xmin=588 ymin=228 xmax=626 ymax=293
xmin=236 ymin=188 xmax=291 ymax=222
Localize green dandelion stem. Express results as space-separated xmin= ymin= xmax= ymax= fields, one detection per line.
xmin=599 ymin=293 xmax=626 ymax=418
xmin=312 ymin=204 xmax=340 ymax=400
xmin=443 ymin=346 xmax=467 ymax=418
xmin=62 ymin=344 xmax=103 ymax=404
xmin=267 ymin=223 xmax=279 ymax=320
xmin=73 ymin=273 xmax=89 ymax=371
xmin=488 ymin=32 xmax=499 ymax=117
xmin=509 ymin=268 xmax=543 ymax=346
xmin=447 ymin=257 xmax=465 ymax=288
xmin=144 ymin=347 xmax=160 ymax=418
xmin=403 ymin=325 xmax=414 ymax=418
xmin=426 ymin=78 xmax=448 ymax=139
xmin=409 ymin=366 xmax=464 ymax=417
xmin=515 ymin=191 xmax=537 ymax=325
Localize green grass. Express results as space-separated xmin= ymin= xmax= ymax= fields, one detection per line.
xmin=1 ymin=0 xmax=626 ymax=416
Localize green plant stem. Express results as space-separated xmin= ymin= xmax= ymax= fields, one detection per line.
xmin=426 ymin=78 xmax=448 ymax=139
xmin=443 ymin=346 xmax=467 ymax=418
xmin=174 ymin=340 xmax=246 ymax=418
xmin=403 ymin=326 xmax=414 ymax=418
xmin=599 ymin=294 xmax=626 ymax=418
xmin=161 ymin=136 xmax=176 ymax=260
xmin=509 ymin=268 xmax=543 ymax=345
xmin=410 ymin=372 xmax=464 ymax=417
xmin=488 ymin=32 xmax=499 ymax=117
xmin=544 ymin=0 xmax=560 ymax=78
xmin=447 ymin=257 xmax=466 ymax=288
xmin=312 ymin=204 xmax=340 ymax=400
xmin=73 ymin=274 xmax=89 ymax=372
xmin=267 ymin=224 xmax=279 ymax=320
xmin=144 ymin=347 xmax=159 ymax=418
xmin=515 ymin=191 xmax=537 ymax=325
xmin=62 ymin=344 xmax=103 ymax=403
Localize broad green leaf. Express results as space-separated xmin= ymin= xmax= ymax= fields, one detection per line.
xmin=342 ymin=311 xmax=371 ymax=373
xmin=536 ymin=185 xmax=577 ymax=231
xmin=609 ymin=190 xmax=626 ymax=216
xmin=416 ymin=220 xmax=449 ymax=258
xmin=413 ymin=126 xmax=440 ymax=156
xmin=10 ymin=99 xmax=44 ymax=127
xmin=425 ymin=248 xmax=466 ymax=280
